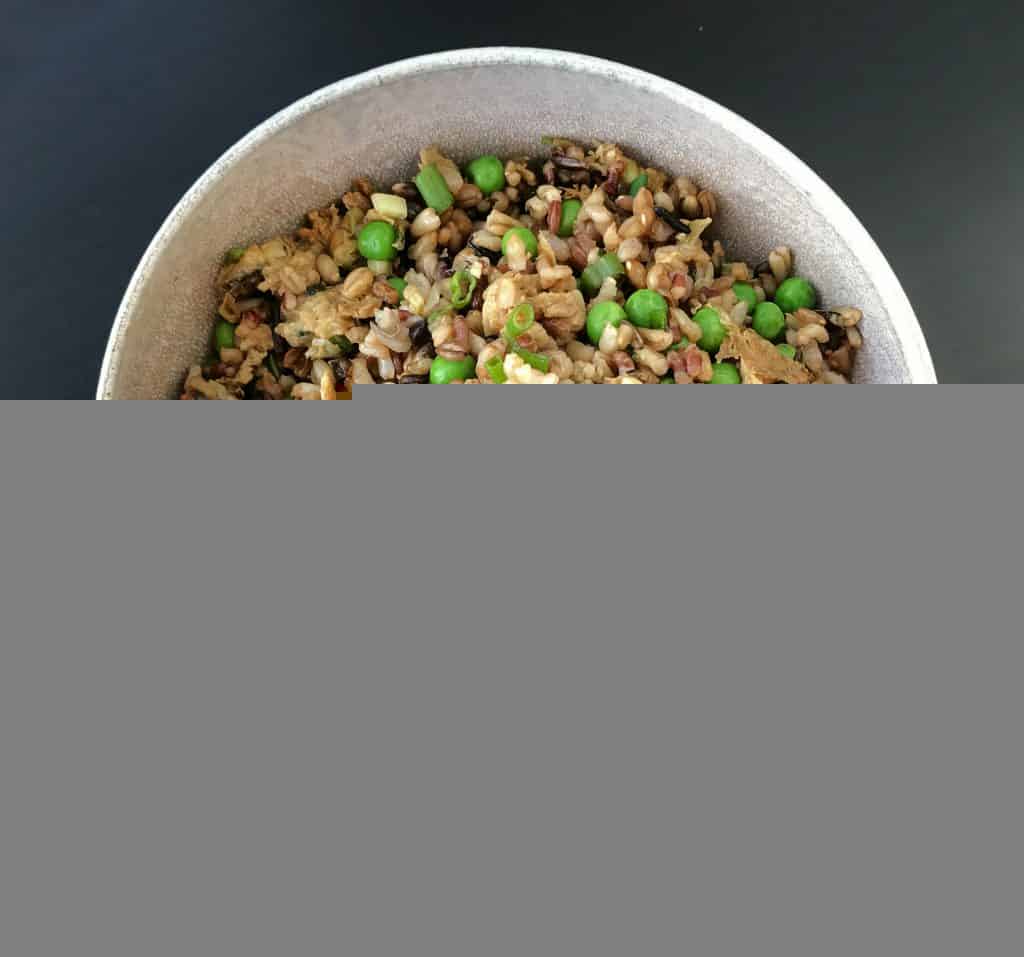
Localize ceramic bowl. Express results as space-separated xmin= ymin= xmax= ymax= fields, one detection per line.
xmin=99 ymin=47 xmax=935 ymax=396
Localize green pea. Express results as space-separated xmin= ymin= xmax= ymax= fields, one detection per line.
xmin=732 ymin=281 xmax=758 ymax=312
xmin=214 ymin=319 xmax=236 ymax=351
xmin=501 ymin=227 xmax=538 ymax=258
xmin=387 ymin=276 xmax=407 ymax=297
xmin=628 ymin=173 xmax=649 ymax=197
xmin=224 ymin=245 xmax=246 ymax=264
xmin=692 ymin=306 xmax=726 ymax=354
xmin=752 ymin=301 xmax=786 ymax=341
xmin=709 ymin=362 xmax=741 ymax=383
xmin=357 ymin=221 xmax=398 ymax=261
xmin=776 ymin=343 xmax=797 ymax=360
xmin=466 ymin=155 xmax=506 ymax=195
xmin=429 ymin=355 xmax=476 ymax=383
xmin=774 ymin=277 xmax=817 ymax=314
xmin=625 ymin=289 xmax=668 ymax=330
xmin=586 ymin=301 xmax=627 ymax=346
xmin=558 ymin=198 xmax=582 ymax=238
xmin=660 ymin=375 xmax=675 ymax=383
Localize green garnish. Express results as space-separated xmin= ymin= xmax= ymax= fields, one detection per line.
xmin=503 ymin=303 xmax=535 ymax=341
xmin=512 ymin=346 xmax=550 ymax=374
xmin=628 ymin=173 xmax=648 ymax=197
xmin=579 ymin=252 xmax=624 ymax=299
xmin=414 ymin=163 xmax=454 ymax=212
xmin=485 ymin=356 xmax=507 ymax=383
xmin=330 ymin=335 xmax=357 ymax=356
xmin=449 ymin=270 xmax=478 ymax=310
xmin=214 ymin=319 xmax=236 ymax=351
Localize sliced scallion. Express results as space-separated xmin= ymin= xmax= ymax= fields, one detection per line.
xmin=558 ymin=198 xmax=582 ymax=238
xmin=449 ymin=270 xmax=477 ymax=310
xmin=628 ymin=173 xmax=649 ymax=197
xmin=414 ymin=163 xmax=454 ymax=212
xmin=503 ymin=302 xmax=535 ymax=341
xmin=485 ymin=356 xmax=507 ymax=383
xmin=214 ymin=319 xmax=236 ymax=351
xmin=512 ymin=346 xmax=550 ymax=374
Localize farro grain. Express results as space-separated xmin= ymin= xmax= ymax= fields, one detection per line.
xmin=342 ymin=191 xmax=371 ymax=211
xmin=455 ymin=183 xmax=483 ymax=208
xmin=768 ymin=245 xmax=793 ymax=283
xmin=598 ymin=323 xmax=619 ymax=355
xmin=646 ymin=263 xmax=671 ymax=295
xmin=316 ymin=254 xmax=341 ymax=285
xmin=616 ymin=322 xmax=638 ymax=351
xmin=831 ymin=306 xmax=863 ymax=327
xmin=341 ymin=267 xmax=374 ymax=298
xmin=410 ymin=207 xmax=441 ymax=237
xmin=637 ymin=327 xmax=674 ymax=351
xmin=625 ymin=260 xmax=646 ymax=289
xmin=635 ymin=347 xmax=669 ymax=376
xmin=653 ymin=190 xmax=674 ymax=212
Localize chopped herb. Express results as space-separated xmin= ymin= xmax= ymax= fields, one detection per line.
xmin=330 ymin=335 xmax=356 ymax=356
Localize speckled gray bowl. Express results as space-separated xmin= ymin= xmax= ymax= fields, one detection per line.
xmin=99 ymin=47 xmax=935 ymax=396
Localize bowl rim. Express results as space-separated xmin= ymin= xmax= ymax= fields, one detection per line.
xmin=98 ymin=46 xmax=936 ymax=396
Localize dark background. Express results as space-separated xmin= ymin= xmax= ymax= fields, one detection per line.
xmin=3 ymin=1 xmax=1020 ymax=395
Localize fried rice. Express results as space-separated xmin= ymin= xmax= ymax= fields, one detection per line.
xmin=180 ymin=139 xmax=864 ymax=397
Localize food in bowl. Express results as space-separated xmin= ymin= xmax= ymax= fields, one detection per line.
xmin=181 ymin=139 xmax=865 ymax=397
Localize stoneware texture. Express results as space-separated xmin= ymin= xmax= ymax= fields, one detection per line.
xmin=98 ymin=48 xmax=936 ymax=397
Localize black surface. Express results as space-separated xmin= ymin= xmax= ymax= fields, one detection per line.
xmin=3 ymin=2 xmax=1019 ymax=395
